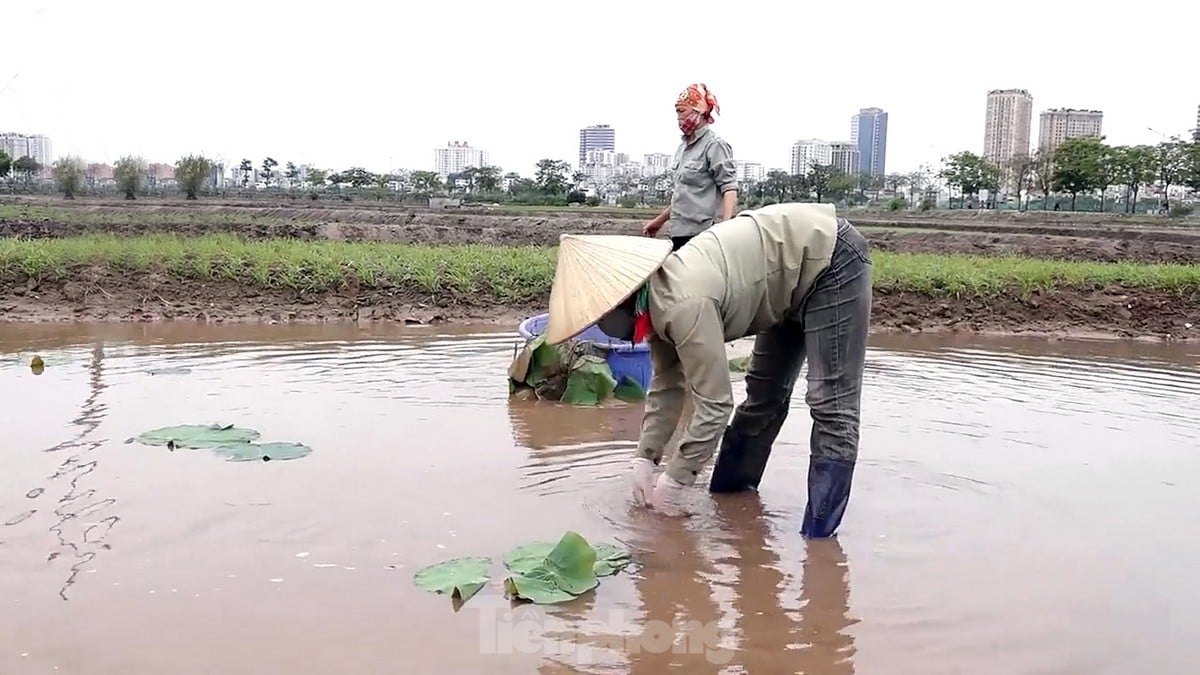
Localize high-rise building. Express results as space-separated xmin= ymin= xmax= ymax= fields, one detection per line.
xmin=433 ymin=141 xmax=489 ymax=178
xmin=1038 ymin=108 xmax=1104 ymax=155
xmin=829 ymin=142 xmax=860 ymax=176
xmin=578 ymin=124 xmax=615 ymax=168
xmin=582 ymin=149 xmax=619 ymax=182
xmin=735 ymin=160 xmax=766 ymax=183
xmin=850 ymin=108 xmax=887 ymax=178
xmin=791 ymin=139 xmax=833 ymax=176
xmin=643 ymin=153 xmax=671 ymax=176
xmin=0 ymin=132 xmax=53 ymax=169
xmin=983 ymin=89 xmax=1033 ymax=168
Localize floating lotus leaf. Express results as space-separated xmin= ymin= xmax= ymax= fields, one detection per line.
xmin=136 ymin=424 xmax=261 ymax=449
xmin=504 ymin=538 xmax=633 ymax=579
xmin=502 ymin=531 xmax=608 ymax=604
xmin=212 ymin=441 xmax=313 ymax=462
xmin=413 ymin=556 xmax=492 ymax=603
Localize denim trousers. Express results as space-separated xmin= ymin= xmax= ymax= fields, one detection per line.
xmin=670 ymin=235 xmax=694 ymax=251
xmin=709 ymin=218 xmax=873 ymax=534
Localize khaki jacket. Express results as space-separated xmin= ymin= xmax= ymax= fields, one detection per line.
xmin=636 ymin=203 xmax=840 ymax=468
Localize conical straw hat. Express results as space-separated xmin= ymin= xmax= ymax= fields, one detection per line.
xmin=544 ymin=234 xmax=674 ymax=345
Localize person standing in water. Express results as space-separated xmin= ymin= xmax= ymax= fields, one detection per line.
xmin=543 ymin=202 xmax=873 ymax=539
xmin=643 ymin=83 xmax=739 ymax=251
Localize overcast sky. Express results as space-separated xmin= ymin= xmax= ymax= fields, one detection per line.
xmin=3 ymin=0 xmax=1197 ymax=178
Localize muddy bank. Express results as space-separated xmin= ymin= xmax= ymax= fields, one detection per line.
xmin=2 ymin=268 xmax=1196 ymax=341
xmin=4 ymin=215 xmax=1199 ymax=264
xmin=866 ymin=229 xmax=1200 ymax=264
xmin=0 ymin=214 xmax=635 ymax=247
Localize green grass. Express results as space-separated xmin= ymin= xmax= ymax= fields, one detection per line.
xmin=0 ymin=233 xmax=1197 ymax=300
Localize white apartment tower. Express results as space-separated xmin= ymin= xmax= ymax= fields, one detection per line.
xmin=1038 ymin=108 xmax=1104 ymax=154
xmin=791 ymin=139 xmax=833 ymax=176
xmin=983 ymin=89 xmax=1033 ymax=167
xmin=735 ymin=160 xmax=765 ymax=183
xmin=433 ymin=141 xmax=489 ymax=178
xmin=0 ymin=132 xmax=53 ymax=169
xmin=829 ymin=141 xmax=860 ymax=176
xmin=643 ymin=153 xmax=671 ymax=176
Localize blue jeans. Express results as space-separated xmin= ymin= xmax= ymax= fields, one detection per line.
xmin=709 ymin=218 xmax=873 ymax=537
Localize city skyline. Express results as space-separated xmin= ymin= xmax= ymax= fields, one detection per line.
xmin=8 ymin=87 xmax=1194 ymax=185
xmin=2 ymin=2 xmax=1197 ymax=179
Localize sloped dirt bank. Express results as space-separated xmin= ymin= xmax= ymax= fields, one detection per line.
xmin=5 ymin=202 xmax=1199 ymax=263
xmin=2 ymin=268 xmax=1195 ymax=341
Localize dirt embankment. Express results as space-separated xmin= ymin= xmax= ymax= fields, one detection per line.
xmin=2 ymin=268 xmax=1196 ymax=342
xmin=3 ymin=205 xmax=1200 ymax=264
xmin=2 ymin=200 xmax=1198 ymax=340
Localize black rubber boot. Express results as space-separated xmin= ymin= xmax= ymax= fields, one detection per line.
xmin=800 ymin=456 xmax=856 ymax=538
xmin=708 ymin=411 xmax=787 ymax=493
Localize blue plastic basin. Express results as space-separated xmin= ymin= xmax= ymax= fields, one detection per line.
xmin=517 ymin=313 xmax=653 ymax=392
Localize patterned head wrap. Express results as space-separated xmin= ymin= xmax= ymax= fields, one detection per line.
xmin=676 ymin=83 xmax=720 ymax=124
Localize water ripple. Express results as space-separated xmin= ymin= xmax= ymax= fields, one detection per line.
xmin=2 ymin=326 xmax=1198 ymax=673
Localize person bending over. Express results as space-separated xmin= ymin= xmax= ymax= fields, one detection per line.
xmin=543 ymin=202 xmax=872 ymax=538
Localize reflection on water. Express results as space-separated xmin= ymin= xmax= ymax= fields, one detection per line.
xmin=4 ymin=342 xmax=117 ymax=601
xmin=1 ymin=322 xmax=1198 ymax=674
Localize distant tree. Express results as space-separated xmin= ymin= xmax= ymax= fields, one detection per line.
xmin=476 ymin=165 xmax=501 ymax=193
xmin=113 ymin=155 xmax=148 ymax=200
xmin=51 ymin=156 xmax=86 ymax=199
xmin=410 ymin=169 xmax=444 ymax=193
xmin=0 ymin=149 xmax=10 ymax=180
xmin=1051 ymin=137 xmax=1107 ymax=211
xmin=1092 ymin=143 xmax=1116 ymax=212
xmin=284 ymin=161 xmax=300 ymax=188
xmin=1150 ymin=139 xmax=1191 ymax=210
xmin=13 ymin=156 xmax=41 ymax=184
xmin=1030 ymin=149 xmax=1055 ymax=208
xmin=175 ymin=154 xmax=214 ymax=200
xmin=261 ymin=157 xmax=278 ymax=187
xmin=1182 ymin=141 xmax=1200 ymax=193
xmin=806 ymin=163 xmax=842 ymax=203
xmin=1004 ymin=153 xmax=1036 ymax=209
xmin=239 ymin=158 xmax=252 ymax=187
xmin=828 ymin=169 xmax=859 ymax=202
xmin=857 ymin=173 xmax=884 ymax=200
xmin=534 ymin=159 xmax=571 ymax=195
xmin=334 ymin=167 xmax=378 ymax=188
xmin=939 ymin=151 xmax=1001 ymax=207
xmin=905 ymin=167 xmax=933 ymax=205
xmin=305 ymin=168 xmax=328 ymax=189
xmin=1107 ymin=145 xmax=1157 ymax=213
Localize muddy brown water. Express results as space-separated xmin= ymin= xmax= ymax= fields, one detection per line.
xmin=2 ymin=323 xmax=1198 ymax=675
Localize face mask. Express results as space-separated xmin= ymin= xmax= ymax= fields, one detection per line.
xmin=678 ymin=111 xmax=702 ymax=136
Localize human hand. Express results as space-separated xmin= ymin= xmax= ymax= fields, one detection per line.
xmin=629 ymin=457 xmax=658 ymax=506
xmin=648 ymin=472 xmax=688 ymax=516
xmin=642 ymin=219 xmax=663 ymax=237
